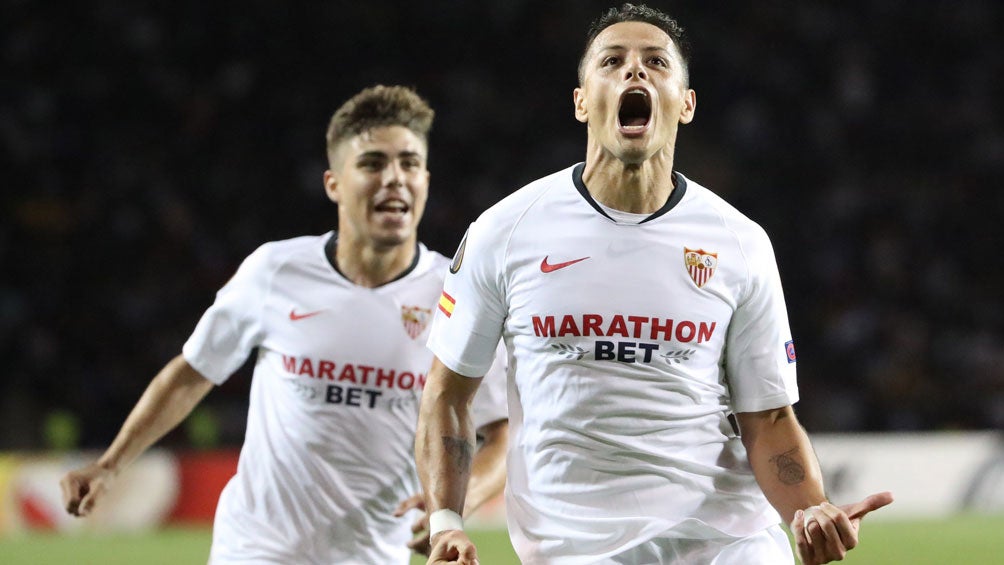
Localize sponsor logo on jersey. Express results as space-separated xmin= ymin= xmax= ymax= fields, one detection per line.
xmin=684 ymin=248 xmax=718 ymax=288
xmin=449 ymin=231 xmax=468 ymax=274
xmin=785 ymin=340 xmax=797 ymax=363
xmin=533 ymin=313 xmax=717 ymax=365
xmin=281 ymin=354 xmax=426 ymax=409
xmin=540 ymin=255 xmax=590 ymax=273
xmin=289 ymin=308 xmax=325 ymax=321
xmin=438 ymin=291 xmax=456 ymax=317
xmin=401 ymin=305 xmax=432 ymax=339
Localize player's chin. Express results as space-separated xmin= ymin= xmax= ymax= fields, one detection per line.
xmin=615 ymin=145 xmax=653 ymax=165
xmin=370 ymin=230 xmax=411 ymax=249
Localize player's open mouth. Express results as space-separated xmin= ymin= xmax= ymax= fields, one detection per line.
xmin=617 ymin=88 xmax=652 ymax=136
xmin=375 ymin=199 xmax=410 ymax=215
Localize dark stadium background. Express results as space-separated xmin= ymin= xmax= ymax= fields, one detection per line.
xmin=3 ymin=0 xmax=1002 ymax=451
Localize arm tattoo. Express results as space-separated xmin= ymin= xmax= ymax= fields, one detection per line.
xmin=441 ymin=436 xmax=474 ymax=472
xmin=769 ymin=448 xmax=806 ymax=485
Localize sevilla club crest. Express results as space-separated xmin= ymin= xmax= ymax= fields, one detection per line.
xmin=684 ymin=248 xmax=718 ymax=288
xmin=401 ymin=305 xmax=433 ymax=339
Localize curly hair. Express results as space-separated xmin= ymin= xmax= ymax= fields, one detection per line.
xmin=325 ymin=85 xmax=434 ymax=167
xmin=577 ymin=3 xmax=691 ymax=85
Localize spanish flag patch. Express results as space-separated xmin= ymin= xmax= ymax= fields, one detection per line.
xmin=438 ymin=291 xmax=456 ymax=318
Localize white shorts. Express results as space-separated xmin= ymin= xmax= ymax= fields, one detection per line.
xmin=607 ymin=524 xmax=793 ymax=565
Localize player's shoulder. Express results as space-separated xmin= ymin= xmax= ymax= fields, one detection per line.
xmin=417 ymin=243 xmax=451 ymax=274
xmin=475 ymin=164 xmax=577 ymax=227
xmin=252 ymin=232 xmax=327 ymax=258
xmin=679 ymin=173 xmax=771 ymax=242
xmin=243 ymin=233 xmax=329 ymax=272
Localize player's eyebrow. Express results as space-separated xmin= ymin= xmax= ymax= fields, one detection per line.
xmin=598 ymin=44 xmax=672 ymax=55
xmin=355 ymin=150 xmax=424 ymax=160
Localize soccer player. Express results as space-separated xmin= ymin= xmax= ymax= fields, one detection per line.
xmin=59 ymin=85 xmax=508 ymax=564
xmin=416 ymin=5 xmax=892 ymax=565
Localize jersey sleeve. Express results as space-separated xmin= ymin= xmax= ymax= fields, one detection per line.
xmin=427 ymin=218 xmax=508 ymax=378
xmin=182 ymin=245 xmax=271 ymax=384
xmin=725 ymin=227 xmax=799 ymax=413
xmin=471 ymin=340 xmax=508 ymax=429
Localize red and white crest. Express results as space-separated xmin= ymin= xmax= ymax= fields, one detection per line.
xmin=401 ymin=305 xmax=433 ymax=339
xmin=684 ymin=248 xmax=718 ymax=288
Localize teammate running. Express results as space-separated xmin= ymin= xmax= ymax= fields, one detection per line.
xmin=61 ymin=85 xmax=508 ymax=564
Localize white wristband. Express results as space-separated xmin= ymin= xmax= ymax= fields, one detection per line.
xmin=429 ymin=509 xmax=464 ymax=536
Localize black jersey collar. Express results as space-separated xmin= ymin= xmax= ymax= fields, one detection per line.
xmin=572 ymin=162 xmax=687 ymax=223
xmin=325 ymin=232 xmax=421 ymax=286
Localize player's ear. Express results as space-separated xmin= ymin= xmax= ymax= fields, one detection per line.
xmin=323 ymin=170 xmax=339 ymax=204
xmin=573 ymin=87 xmax=588 ymax=123
xmin=679 ymin=89 xmax=696 ymax=125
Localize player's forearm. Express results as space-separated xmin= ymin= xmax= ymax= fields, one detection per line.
xmin=98 ymin=355 xmax=214 ymax=473
xmin=416 ymin=359 xmax=481 ymax=515
xmin=737 ymin=406 xmax=827 ymax=524
xmin=463 ymin=419 xmax=508 ymax=517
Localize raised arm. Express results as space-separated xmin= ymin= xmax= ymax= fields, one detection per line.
xmin=737 ymin=406 xmax=893 ymax=564
xmin=415 ymin=357 xmax=483 ymax=565
xmin=60 ymin=354 xmax=214 ymax=516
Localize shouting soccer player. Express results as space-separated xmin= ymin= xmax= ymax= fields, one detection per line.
xmin=417 ymin=5 xmax=891 ymax=565
xmin=60 ymin=85 xmax=508 ymax=564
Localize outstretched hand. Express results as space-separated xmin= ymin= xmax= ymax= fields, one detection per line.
xmin=792 ymin=491 xmax=894 ymax=564
xmin=395 ymin=494 xmax=432 ymax=556
xmin=60 ymin=463 xmax=116 ymax=517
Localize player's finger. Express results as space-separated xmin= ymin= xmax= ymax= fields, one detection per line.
xmin=427 ymin=533 xmax=450 ymax=556
xmin=78 ymin=485 xmax=101 ymax=517
xmin=60 ymin=475 xmax=80 ymax=511
xmin=821 ymin=501 xmax=859 ymax=550
xmin=411 ymin=517 xmax=428 ymax=534
xmin=63 ymin=476 xmax=88 ymax=515
xmin=394 ymin=494 xmax=425 ymax=516
xmin=812 ymin=502 xmax=849 ymax=559
xmin=845 ymin=491 xmax=894 ymax=521
xmin=407 ymin=534 xmax=431 ymax=556
xmin=793 ymin=514 xmax=822 ymax=565
xmin=458 ymin=543 xmax=479 ymax=565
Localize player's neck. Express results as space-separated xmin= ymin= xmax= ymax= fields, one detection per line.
xmin=582 ymin=145 xmax=676 ymax=214
xmin=334 ymin=235 xmax=417 ymax=288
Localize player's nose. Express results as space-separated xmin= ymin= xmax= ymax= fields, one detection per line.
xmin=624 ymin=54 xmax=648 ymax=81
xmin=382 ymin=161 xmax=405 ymax=188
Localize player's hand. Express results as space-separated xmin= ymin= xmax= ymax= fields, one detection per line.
xmin=60 ymin=462 xmax=116 ymax=517
xmin=427 ymin=530 xmax=478 ymax=565
xmin=792 ymin=491 xmax=894 ymax=564
xmin=395 ymin=494 xmax=432 ymax=556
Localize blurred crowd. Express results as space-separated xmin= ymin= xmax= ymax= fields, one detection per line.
xmin=3 ymin=0 xmax=1002 ymax=449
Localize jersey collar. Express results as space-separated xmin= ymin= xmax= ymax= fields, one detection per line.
xmin=324 ymin=232 xmax=421 ymax=287
xmin=571 ymin=162 xmax=687 ymax=224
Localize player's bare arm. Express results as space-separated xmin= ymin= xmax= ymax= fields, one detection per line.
xmin=415 ymin=357 xmax=483 ymax=563
xmin=463 ymin=418 xmax=508 ymax=517
xmin=737 ymin=406 xmax=893 ymax=564
xmin=398 ymin=418 xmax=508 ymax=556
xmin=59 ymin=354 xmax=213 ymax=517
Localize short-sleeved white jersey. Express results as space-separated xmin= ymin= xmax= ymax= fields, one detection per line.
xmin=428 ymin=164 xmax=798 ymax=564
xmin=183 ymin=232 xmax=506 ymax=565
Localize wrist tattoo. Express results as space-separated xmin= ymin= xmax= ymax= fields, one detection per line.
xmin=441 ymin=436 xmax=473 ymax=471
xmin=769 ymin=448 xmax=806 ymax=485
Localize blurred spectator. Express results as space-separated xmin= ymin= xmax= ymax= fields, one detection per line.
xmin=2 ymin=0 xmax=1002 ymax=448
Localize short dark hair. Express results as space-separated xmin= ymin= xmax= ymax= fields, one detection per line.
xmin=325 ymin=85 xmax=434 ymax=167
xmin=577 ymin=3 xmax=691 ymax=85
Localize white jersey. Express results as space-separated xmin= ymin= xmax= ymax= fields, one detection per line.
xmin=428 ymin=164 xmax=798 ymax=564
xmin=183 ymin=232 xmax=506 ymax=565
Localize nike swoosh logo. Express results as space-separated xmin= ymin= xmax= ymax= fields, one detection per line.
xmin=540 ymin=255 xmax=590 ymax=273
xmin=289 ymin=309 xmax=324 ymax=321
